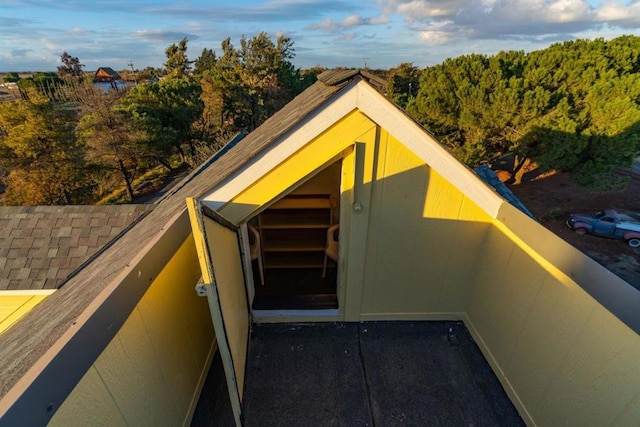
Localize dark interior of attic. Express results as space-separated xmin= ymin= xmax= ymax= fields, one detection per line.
xmin=249 ymin=162 xmax=342 ymax=310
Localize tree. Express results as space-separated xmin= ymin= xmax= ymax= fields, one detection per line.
xmin=164 ymin=37 xmax=192 ymax=79
xmin=388 ymin=63 xmax=421 ymax=108
xmin=3 ymin=72 xmax=20 ymax=83
xmin=194 ymin=48 xmax=216 ymax=76
xmin=57 ymin=52 xmax=85 ymax=80
xmin=135 ymin=67 xmax=160 ymax=82
xmin=238 ymin=33 xmax=305 ymax=127
xmin=198 ymin=33 xmax=311 ymax=133
xmin=16 ymin=72 xmax=62 ymax=100
xmin=0 ymin=94 xmax=87 ymax=205
xmin=76 ymin=90 xmax=142 ymax=201
xmin=118 ymin=78 xmax=204 ymax=166
xmin=408 ymin=36 xmax=640 ymax=188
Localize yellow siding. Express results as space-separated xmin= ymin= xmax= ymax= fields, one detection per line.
xmin=202 ymin=215 xmax=249 ymax=397
xmin=47 ymin=366 xmax=127 ymax=427
xmin=0 ymin=291 xmax=55 ymax=335
xmin=219 ymin=110 xmax=376 ymax=224
xmin=465 ymin=207 xmax=640 ymax=426
xmin=360 ymin=130 xmax=491 ymax=318
xmin=342 ymin=133 xmax=377 ymax=320
xmin=49 ymin=233 xmax=215 ymax=427
xmin=222 ymin=115 xmax=493 ymax=320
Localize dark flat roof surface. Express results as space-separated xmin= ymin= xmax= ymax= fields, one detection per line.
xmin=192 ymin=321 xmax=524 ymax=427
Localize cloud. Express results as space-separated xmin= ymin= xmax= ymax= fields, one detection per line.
xmin=141 ymin=0 xmax=353 ymax=23
xmin=5 ymin=0 xmax=352 ymax=24
xmin=68 ymin=28 xmax=95 ymax=36
xmin=4 ymin=0 xmax=640 ymax=72
xmin=393 ymin=0 xmax=470 ymax=20
xmin=339 ymin=32 xmax=358 ymax=41
xmin=131 ymin=30 xmax=199 ymax=43
xmin=10 ymin=49 xmax=32 ymax=57
xmin=381 ymin=0 xmax=640 ymax=44
xmin=307 ymin=13 xmax=390 ymax=33
xmin=345 ymin=14 xmax=391 ymax=26
xmin=417 ymin=20 xmax=463 ymax=44
xmin=308 ymin=18 xmax=342 ymax=32
xmin=0 ymin=16 xmax=31 ymax=28
xmin=595 ymin=0 xmax=640 ymax=27
xmin=343 ymin=15 xmax=366 ymax=27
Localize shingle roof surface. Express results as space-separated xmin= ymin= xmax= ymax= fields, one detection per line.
xmin=0 ymin=205 xmax=153 ymax=291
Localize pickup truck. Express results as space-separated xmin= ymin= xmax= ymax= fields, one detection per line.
xmin=567 ymin=209 xmax=640 ymax=248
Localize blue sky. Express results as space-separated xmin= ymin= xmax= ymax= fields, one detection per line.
xmin=1 ymin=0 xmax=640 ymax=72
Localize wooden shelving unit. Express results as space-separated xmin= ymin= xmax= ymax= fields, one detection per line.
xmin=258 ymin=195 xmax=334 ymax=270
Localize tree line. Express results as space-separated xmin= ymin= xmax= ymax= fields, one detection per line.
xmin=0 ymin=33 xmax=318 ymax=205
xmin=389 ymin=35 xmax=640 ymax=189
xmin=3 ymin=34 xmax=640 ymax=205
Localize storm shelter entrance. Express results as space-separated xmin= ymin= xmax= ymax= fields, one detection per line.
xmin=249 ymin=162 xmax=342 ymax=310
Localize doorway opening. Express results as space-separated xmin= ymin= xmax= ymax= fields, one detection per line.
xmin=249 ymin=161 xmax=342 ymax=310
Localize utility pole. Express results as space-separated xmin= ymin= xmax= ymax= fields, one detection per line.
xmin=128 ymin=60 xmax=137 ymax=85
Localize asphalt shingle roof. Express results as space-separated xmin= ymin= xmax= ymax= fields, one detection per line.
xmin=0 ymin=205 xmax=153 ymax=291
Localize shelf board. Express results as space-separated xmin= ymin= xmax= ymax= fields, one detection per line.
xmin=260 ymin=210 xmax=330 ymax=226
xmin=263 ymin=251 xmax=324 ymax=268
xmin=263 ymin=240 xmax=326 ymax=252
xmin=260 ymin=223 xmax=329 ymax=230
xmin=257 ymin=194 xmax=334 ymax=270
xmin=264 ymin=263 xmax=324 ymax=269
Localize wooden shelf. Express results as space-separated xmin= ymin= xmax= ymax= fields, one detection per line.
xmin=263 ymin=240 xmax=326 ymax=252
xmin=259 ymin=210 xmax=330 ymax=229
xmin=263 ymin=252 xmax=324 ymax=269
xmin=258 ymin=194 xmax=334 ymax=271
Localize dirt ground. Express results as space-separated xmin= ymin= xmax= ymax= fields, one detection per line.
xmin=509 ymin=170 xmax=640 ymax=290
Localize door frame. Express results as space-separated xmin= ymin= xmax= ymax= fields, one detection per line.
xmin=245 ymin=154 xmax=356 ymax=322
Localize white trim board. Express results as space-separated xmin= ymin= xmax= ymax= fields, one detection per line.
xmin=0 ymin=290 xmax=56 ymax=296
xmin=201 ymin=79 xmax=504 ymax=220
xmin=354 ymin=82 xmax=503 ymax=218
xmin=202 ymin=81 xmax=359 ymax=210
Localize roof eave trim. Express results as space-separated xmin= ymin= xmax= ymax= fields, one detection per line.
xmin=202 ymin=79 xmax=361 ymax=209
xmin=353 ymin=80 xmax=504 ymax=218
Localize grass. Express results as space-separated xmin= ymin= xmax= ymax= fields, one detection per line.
xmin=541 ymin=207 xmax=565 ymax=221
xmin=97 ymin=157 xmax=186 ymax=205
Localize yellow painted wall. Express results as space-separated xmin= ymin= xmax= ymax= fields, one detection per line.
xmin=0 ymin=291 xmax=55 ymax=335
xmin=202 ymin=215 xmax=249 ymax=398
xmin=220 ymin=114 xmax=492 ymax=320
xmin=465 ymin=204 xmax=640 ymax=426
xmin=49 ymin=234 xmax=215 ymax=427
xmin=218 ymin=110 xmax=375 ymax=225
xmin=359 ymin=130 xmax=491 ymax=318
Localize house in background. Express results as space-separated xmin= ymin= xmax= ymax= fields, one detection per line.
xmin=0 ymin=70 xmax=639 ymax=426
xmin=93 ymin=67 xmax=122 ymax=83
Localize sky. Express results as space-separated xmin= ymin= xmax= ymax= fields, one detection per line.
xmin=1 ymin=0 xmax=640 ymax=72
